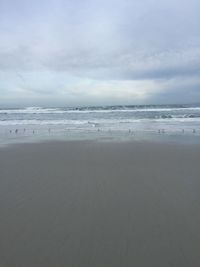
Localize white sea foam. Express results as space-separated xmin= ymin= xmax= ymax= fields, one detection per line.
xmin=1 ymin=106 xmax=200 ymax=114
xmin=0 ymin=119 xmax=89 ymax=126
xmin=0 ymin=107 xmax=64 ymax=114
xmin=1 ymin=116 xmax=200 ymax=126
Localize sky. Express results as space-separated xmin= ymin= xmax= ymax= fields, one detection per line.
xmin=0 ymin=0 xmax=200 ymax=107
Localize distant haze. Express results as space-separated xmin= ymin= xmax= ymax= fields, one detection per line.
xmin=0 ymin=0 xmax=200 ymax=107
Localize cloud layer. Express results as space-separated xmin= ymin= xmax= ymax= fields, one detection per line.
xmin=0 ymin=0 xmax=200 ymax=106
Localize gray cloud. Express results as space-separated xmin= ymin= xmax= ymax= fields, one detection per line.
xmin=0 ymin=0 xmax=200 ymax=105
xmin=152 ymin=76 xmax=200 ymax=104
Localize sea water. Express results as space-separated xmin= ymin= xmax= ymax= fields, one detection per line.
xmin=0 ymin=104 xmax=200 ymax=145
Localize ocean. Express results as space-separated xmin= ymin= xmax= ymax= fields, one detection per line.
xmin=0 ymin=104 xmax=200 ymax=145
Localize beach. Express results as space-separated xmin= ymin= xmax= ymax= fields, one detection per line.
xmin=0 ymin=140 xmax=200 ymax=267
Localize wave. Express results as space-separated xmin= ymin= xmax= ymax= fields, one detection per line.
xmin=62 ymin=107 xmax=200 ymax=113
xmin=0 ymin=107 xmax=64 ymax=114
xmin=0 ymin=119 xmax=89 ymax=126
xmin=1 ymin=105 xmax=200 ymax=114
xmin=1 ymin=116 xmax=200 ymax=126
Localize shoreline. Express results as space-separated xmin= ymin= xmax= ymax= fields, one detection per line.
xmin=1 ymin=128 xmax=200 ymax=149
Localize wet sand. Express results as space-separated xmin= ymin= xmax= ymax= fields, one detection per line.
xmin=0 ymin=140 xmax=200 ymax=267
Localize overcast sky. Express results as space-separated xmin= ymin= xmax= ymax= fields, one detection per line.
xmin=0 ymin=0 xmax=200 ymax=107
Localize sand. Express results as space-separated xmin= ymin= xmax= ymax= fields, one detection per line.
xmin=0 ymin=140 xmax=200 ymax=267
